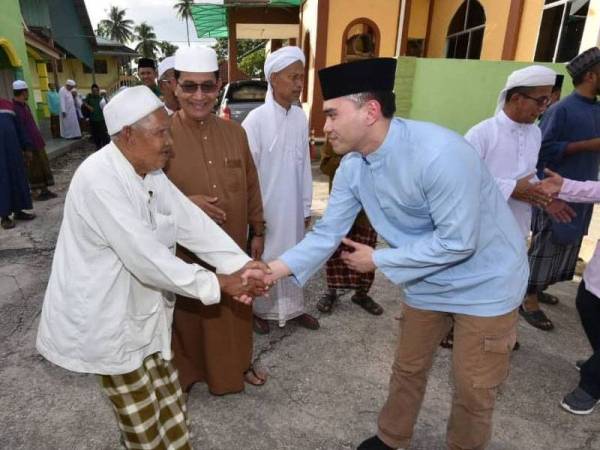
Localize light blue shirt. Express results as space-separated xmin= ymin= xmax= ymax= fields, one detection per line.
xmin=281 ymin=118 xmax=528 ymax=317
xmin=47 ymin=90 xmax=60 ymax=116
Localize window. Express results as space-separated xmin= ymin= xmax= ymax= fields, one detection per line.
xmin=46 ymin=60 xmax=63 ymax=73
xmin=535 ymin=0 xmax=589 ymax=62
xmin=341 ymin=18 xmax=380 ymax=63
xmin=445 ymin=0 xmax=485 ymax=60
xmin=83 ymin=59 xmax=109 ymax=74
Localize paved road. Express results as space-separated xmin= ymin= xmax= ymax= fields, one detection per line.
xmin=1 ymin=143 xmax=599 ymax=449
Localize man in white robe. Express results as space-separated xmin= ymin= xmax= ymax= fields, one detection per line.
xmin=36 ymin=86 xmax=269 ymax=448
xmin=242 ymin=46 xmax=318 ymax=333
xmin=58 ymin=79 xmax=81 ymax=139
xmin=465 ymin=65 xmax=574 ymax=334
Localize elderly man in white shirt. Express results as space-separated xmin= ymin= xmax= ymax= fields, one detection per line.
xmin=464 ymin=65 xmax=576 ymax=337
xmin=36 ymin=86 xmax=269 ymax=449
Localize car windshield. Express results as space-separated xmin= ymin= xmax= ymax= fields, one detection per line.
xmin=228 ymin=84 xmax=267 ymax=102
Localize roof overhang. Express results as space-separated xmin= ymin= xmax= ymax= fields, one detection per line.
xmin=192 ymin=1 xmax=300 ymax=39
xmin=24 ymin=30 xmax=63 ymax=60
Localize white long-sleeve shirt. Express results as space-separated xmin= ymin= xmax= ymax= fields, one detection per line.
xmin=465 ymin=110 xmax=541 ymax=237
xmin=36 ymin=142 xmax=251 ymax=375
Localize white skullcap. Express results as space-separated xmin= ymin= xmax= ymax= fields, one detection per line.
xmin=496 ymin=65 xmax=557 ymax=113
xmin=104 ymin=86 xmax=164 ymax=135
xmin=66 ymin=79 xmax=76 ymax=87
xmin=264 ymin=46 xmax=305 ymax=83
xmin=174 ymin=46 xmax=218 ymax=73
xmin=99 ymin=89 xmax=107 ymax=94
xmin=158 ymin=56 xmax=175 ymax=79
xmin=12 ymin=80 xmax=28 ymax=90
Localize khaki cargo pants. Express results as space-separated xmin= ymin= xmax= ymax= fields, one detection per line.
xmin=377 ymin=303 xmax=517 ymax=450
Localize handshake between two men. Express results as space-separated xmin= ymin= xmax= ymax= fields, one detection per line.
xmin=514 ymin=169 xmax=577 ymax=223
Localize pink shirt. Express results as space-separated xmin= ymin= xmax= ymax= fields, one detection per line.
xmin=559 ymin=179 xmax=600 ymax=298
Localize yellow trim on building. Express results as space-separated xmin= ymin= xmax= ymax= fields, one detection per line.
xmin=0 ymin=37 xmax=22 ymax=66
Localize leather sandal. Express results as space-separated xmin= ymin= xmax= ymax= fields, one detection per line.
xmin=351 ymin=293 xmax=383 ymax=315
xmin=317 ymin=291 xmax=337 ymax=313
xmin=244 ymin=365 xmax=268 ymax=386
xmin=519 ymin=305 xmax=554 ymax=331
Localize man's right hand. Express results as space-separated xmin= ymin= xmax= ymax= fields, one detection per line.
xmin=512 ymin=175 xmax=552 ymax=208
xmin=189 ymin=195 xmax=227 ymax=224
xmin=217 ymin=263 xmax=270 ymax=305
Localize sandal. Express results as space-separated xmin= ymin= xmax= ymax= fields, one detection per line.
xmin=351 ymin=293 xmax=383 ymax=315
xmin=244 ymin=365 xmax=268 ymax=386
xmin=440 ymin=327 xmax=454 ymax=349
xmin=317 ymin=291 xmax=337 ymax=313
xmin=519 ymin=305 xmax=554 ymax=331
xmin=537 ymin=291 xmax=559 ymax=305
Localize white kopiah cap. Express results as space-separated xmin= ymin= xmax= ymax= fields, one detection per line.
xmin=66 ymin=79 xmax=76 ymax=87
xmin=12 ymin=80 xmax=28 ymax=90
xmin=104 ymin=86 xmax=164 ymax=135
xmin=174 ymin=46 xmax=218 ymax=73
xmin=158 ymin=56 xmax=175 ymax=79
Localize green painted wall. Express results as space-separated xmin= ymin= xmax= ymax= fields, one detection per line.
xmin=0 ymin=0 xmax=36 ymax=113
xmin=395 ymin=57 xmax=572 ymax=135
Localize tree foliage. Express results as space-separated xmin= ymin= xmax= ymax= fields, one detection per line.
xmin=159 ymin=41 xmax=179 ymax=59
xmin=134 ymin=22 xmax=160 ymax=59
xmin=173 ymin=0 xmax=194 ymax=47
xmin=98 ymin=6 xmax=134 ymax=43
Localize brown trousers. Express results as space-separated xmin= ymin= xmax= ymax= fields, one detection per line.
xmin=378 ymin=304 xmax=517 ymax=450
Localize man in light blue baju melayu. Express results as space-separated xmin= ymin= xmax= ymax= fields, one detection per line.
xmin=266 ymin=58 xmax=528 ymax=450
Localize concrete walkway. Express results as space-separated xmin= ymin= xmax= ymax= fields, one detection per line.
xmin=0 ymin=144 xmax=599 ymax=449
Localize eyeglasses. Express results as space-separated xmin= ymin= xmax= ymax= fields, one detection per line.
xmin=519 ymin=93 xmax=551 ymax=107
xmin=177 ymin=81 xmax=219 ymax=94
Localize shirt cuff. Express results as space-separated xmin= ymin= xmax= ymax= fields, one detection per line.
xmin=215 ymin=254 xmax=252 ymax=275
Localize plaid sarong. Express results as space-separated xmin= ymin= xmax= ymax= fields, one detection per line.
xmin=527 ymin=209 xmax=583 ymax=292
xmin=98 ymin=353 xmax=192 ymax=450
xmin=326 ymin=221 xmax=377 ymax=291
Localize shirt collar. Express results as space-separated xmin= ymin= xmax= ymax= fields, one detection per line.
xmin=176 ymin=109 xmax=215 ymax=128
xmin=572 ymin=91 xmax=597 ymax=104
xmin=363 ymin=118 xmax=401 ymax=165
xmin=107 ymin=142 xmax=144 ymax=183
xmin=496 ymin=109 xmax=531 ymax=131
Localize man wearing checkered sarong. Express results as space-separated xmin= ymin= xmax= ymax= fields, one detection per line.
xmin=36 ymin=86 xmax=270 ymax=449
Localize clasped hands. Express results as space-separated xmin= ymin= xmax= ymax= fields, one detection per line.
xmin=515 ymin=171 xmax=576 ymax=223
xmin=218 ymin=260 xmax=274 ymax=305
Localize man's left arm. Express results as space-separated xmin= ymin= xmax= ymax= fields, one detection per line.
xmin=372 ymin=143 xmax=481 ymax=284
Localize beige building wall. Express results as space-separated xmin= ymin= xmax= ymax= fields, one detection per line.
xmin=427 ymin=0 xmax=510 ymax=60
xmin=325 ymin=0 xmax=401 ymax=66
xmin=580 ymin=0 xmax=600 ymax=51
xmin=52 ymin=57 xmax=122 ymax=94
xmin=407 ymin=0 xmax=430 ymax=39
xmin=300 ymin=0 xmax=318 ymax=116
xmin=514 ymin=0 xmax=544 ymax=61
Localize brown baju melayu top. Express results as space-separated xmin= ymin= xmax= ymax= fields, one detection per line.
xmin=166 ymin=111 xmax=264 ymax=395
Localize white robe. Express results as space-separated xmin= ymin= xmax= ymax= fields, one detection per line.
xmin=242 ymin=91 xmax=312 ymax=323
xmin=58 ymin=86 xmax=81 ymax=139
xmin=465 ymin=110 xmax=541 ymax=237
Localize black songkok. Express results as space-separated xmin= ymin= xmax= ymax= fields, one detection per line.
xmin=137 ymin=58 xmax=157 ymax=70
xmin=318 ymin=58 xmax=396 ymax=100
xmin=567 ymin=47 xmax=600 ymax=79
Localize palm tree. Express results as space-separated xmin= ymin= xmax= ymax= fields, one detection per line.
xmin=134 ymin=22 xmax=159 ymax=59
xmin=159 ymin=41 xmax=179 ymax=59
xmin=98 ymin=6 xmax=134 ymax=43
xmin=174 ymin=0 xmax=194 ymax=47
